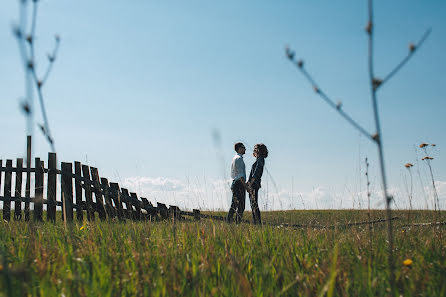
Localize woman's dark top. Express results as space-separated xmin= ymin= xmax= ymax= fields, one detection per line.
xmin=249 ymin=157 xmax=265 ymax=189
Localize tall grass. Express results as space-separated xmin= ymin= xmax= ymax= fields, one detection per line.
xmin=1 ymin=210 xmax=445 ymax=297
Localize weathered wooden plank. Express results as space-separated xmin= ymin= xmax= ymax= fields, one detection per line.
xmin=130 ymin=192 xmax=142 ymax=220
xmin=25 ymin=135 xmax=31 ymax=221
xmin=90 ymin=167 xmax=106 ymax=221
xmin=33 ymin=158 xmax=44 ymax=221
xmin=120 ymin=188 xmax=134 ymax=219
xmin=169 ymin=205 xmax=183 ymax=220
xmin=193 ymin=209 xmax=201 ymax=221
xmin=61 ymin=162 xmax=74 ymax=222
xmin=47 ymin=153 xmax=57 ymax=222
xmin=100 ymin=177 xmax=115 ymax=218
xmin=81 ymin=165 xmax=95 ymax=221
xmin=74 ymin=162 xmax=83 ymax=222
xmin=157 ymin=203 xmax=169 ymax=220
xmin=109 ymin=183 xmax=124 ymax=220
xmin=2 ymin=160 xmax=13 ymax=221
xmin=14 ymin=159 xmax=24 ymax=220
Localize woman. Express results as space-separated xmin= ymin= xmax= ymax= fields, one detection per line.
xmin=247 ymin=143 xmax=268 ymax=225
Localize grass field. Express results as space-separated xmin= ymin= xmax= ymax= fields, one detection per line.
xmin=0 ymin=210 xmax=445 ymax=296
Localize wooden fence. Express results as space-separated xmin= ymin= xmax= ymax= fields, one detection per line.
xmin=0 ymin=152 xmax=209 ymax=223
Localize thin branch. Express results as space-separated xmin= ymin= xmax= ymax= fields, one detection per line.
xmin=41 ymin=36 xmax=60 ymax=85
xmin=366 ymin=0 xmax=395 ymax=291
xmin=378 ymin=28 xmax=432 ymax=89
xmin=24 ymin=0 xmax=57 ymax=152
xmin=285 ymin=49 xmax=374 ymax=141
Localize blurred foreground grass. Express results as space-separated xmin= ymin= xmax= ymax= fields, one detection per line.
xmin=0 ymin=210 xmax=445 ymax=296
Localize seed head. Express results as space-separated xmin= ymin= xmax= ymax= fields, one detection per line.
xmin=372 ymin=133 xmax=379 ymax=142
xmin=37 ymin=80 xmax=43 ymax=88
xmin=422 ymin=156 xmax=433 ymax=161
xmin=404 ymin=163 xmax=413 ymax=168
xmin=47 ymin=54 xmax=55 ymax=63
xmin=419 ymin=143 xmax=429 ymax=148
xmin=431 ymin=144 xmax=436 ymax=147
xmin=26 ymin=35 xmax=32 ymax=43
xmin=409 ymin=43 xmax=416 ymax=52
xmin=313 ymin=86 xmax=320 ymax=93
xmin=27 ymin=60 xmax=34 ymax=69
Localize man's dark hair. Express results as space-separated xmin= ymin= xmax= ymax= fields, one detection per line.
xmin=254 ymin=143 xmax=268 ymax=158
xmin=234 ymin=142 xmax=245 ymax=152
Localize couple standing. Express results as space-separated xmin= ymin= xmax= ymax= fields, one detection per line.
xmin=227 ymin=142 xmax=268 ymax=224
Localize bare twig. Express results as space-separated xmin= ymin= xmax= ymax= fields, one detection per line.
xmin=378 ymin=29 xmax=432 ymax=90
xmin=14 ymin=0 xmax=59 ymax=153
xmin=366 ymin=0 xmax=396 ymax=291
xmin=285 ymin=50 xmax=374 ymax=141
xmin=286 ymin=0 xmax=430 ymax=292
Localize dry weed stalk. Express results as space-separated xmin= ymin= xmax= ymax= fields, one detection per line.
xmin=13 ymin=0 xmax=60 ymax=153
xmin=419 ymin=143 xmax=441 ymax=223
xmin=404 ymin=163 xmax=414 ymax=222
xmin=285 ymin=0 xmax=430 ymax=292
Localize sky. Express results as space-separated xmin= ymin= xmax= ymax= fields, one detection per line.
xmin=1 ymin=0 xmax=445 ymax=211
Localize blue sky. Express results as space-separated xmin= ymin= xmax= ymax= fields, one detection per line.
xmin=1 ymin=0 xmax=445 ymax=210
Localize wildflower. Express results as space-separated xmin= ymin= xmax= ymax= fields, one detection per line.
xmin=80 ymin=225 xmax=85 ymax=231
xmin=403 ymin=259 xmax=413 ymax=266
xmin=419 ymin=143 xmax=429 ymax=148
xmin=0 ymin=264 xmax=3 ymax=272
xmin=405 ymin=163 xmax=413 ymax=168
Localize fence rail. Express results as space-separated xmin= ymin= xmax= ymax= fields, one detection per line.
xmin=0 ymin=152 xmax=203 ymax=222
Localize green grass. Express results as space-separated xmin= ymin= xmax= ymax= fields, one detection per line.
xmin=0 ymin=210 xmax=445 ymax=296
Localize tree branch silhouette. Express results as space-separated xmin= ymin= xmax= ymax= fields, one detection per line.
xmin=285 ymin=0 xmax=431 ymax=292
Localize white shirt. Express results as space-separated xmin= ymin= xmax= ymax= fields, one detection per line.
xmin=231 ymin=153 xmax=246 ymax=181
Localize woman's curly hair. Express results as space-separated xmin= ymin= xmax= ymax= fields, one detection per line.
xmin=254 ymin=143 xmax=268 ymax=158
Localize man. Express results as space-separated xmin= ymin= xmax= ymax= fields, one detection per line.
xmin=227 ymin=142 xmax=247 ymax=224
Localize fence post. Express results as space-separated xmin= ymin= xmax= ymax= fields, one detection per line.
xmin=100 ymin=178 xmax=115 ymax=218
xmin=90 ymin=167 xmax=107 ymax=221
xmin=193 ymin=209 xmax=201 ymax=221
xmin=2 ymin=160 xmax=13 ymax=221
xmin=110 ymin=183 xmax=124 ymax=220
xmin=25 ymin=135 xmax=32 ymax=221
xmin=47 ymin=153 xmax=57 ymax=222
xmin=121 ymin=188 xmax=133 ymax=219
xmin=81 ymin=165 xmax=95 ymax=221
xmin=130 ymin=193 xmax=142 ymax=220
xmin=74 ymin=162 xmax=83 ymax=222
xmin=14 ymin=159 xmax=24 ymax=221
xmin=34 ymin=158 xmax=44 ymax=221
xmin=61 ymin=162 xmax=74 ymax=222
xmin=157 ymin=203 xmax=169 ymax=220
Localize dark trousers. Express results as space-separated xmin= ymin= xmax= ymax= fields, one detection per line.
xmin=249 ymin=186 xmax=261 ymax=224
xmin=227 ymin=180 xmax=246 ymax=224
